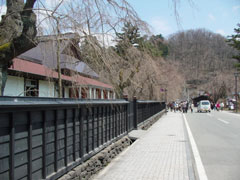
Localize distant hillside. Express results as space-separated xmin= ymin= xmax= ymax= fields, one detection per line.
xmin=166 ymin=29 xmax=237 ymax=98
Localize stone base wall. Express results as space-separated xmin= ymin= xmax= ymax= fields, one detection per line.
xmin=139 ymin=110 xmax=166 ymax=130
xmin=58 ymin=137 xmax=131 ymax=180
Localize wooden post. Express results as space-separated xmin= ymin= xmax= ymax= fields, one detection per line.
xmin=123 ymin=95 xmax=129 ymax=132
xmin=133 ymin=96 xmax=138 ymax=129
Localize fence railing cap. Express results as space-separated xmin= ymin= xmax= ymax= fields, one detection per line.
xmin=0 ymin=96 xmax=128 ymax=108
xmin=137 ymin=100 xmax=164 ymax=104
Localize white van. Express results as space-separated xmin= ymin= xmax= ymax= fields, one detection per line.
xmin=197 ymin=100 xmax=211 ymax=112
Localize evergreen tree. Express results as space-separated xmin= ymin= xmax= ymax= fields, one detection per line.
xmin=228 ymin=23 xmax=240 ymax=70
xmin=115 ymin=22 xmax=141 ymax=57
xmin=114 ymin=22 xmax=168 ymax=59
xmin=116 ymin=22 xmax=141 ymax=45
xmin=138 ymin=34 xmax=168 ymax=58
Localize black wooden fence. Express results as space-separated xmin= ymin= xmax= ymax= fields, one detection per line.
xmin=0 ymin=97 xmax=165 ymax=180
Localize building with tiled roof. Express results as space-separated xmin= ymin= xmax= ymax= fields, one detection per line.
xmin=4 ymin=33 xmax=115 ymax=99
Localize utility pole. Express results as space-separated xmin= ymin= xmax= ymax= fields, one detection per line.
xmin=234 ymin=72 xmax=239 ymax=113
xmin=165 ymin=88 xmax=168 ymax=104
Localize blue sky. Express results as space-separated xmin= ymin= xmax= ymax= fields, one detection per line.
xmin=128 ymin=0 xmax=240 ymax=38
xmin=0 ymin=0 xmax=238 ymax=38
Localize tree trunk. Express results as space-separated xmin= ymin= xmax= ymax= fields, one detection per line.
xmin=0 ymin=0 xmax=37 ymax=95
xmin=148 ymin=83 xmax=154 ymax=100
xmin=56 ymin=19 xmax=62 ymax=98
xmin=0 ymin=62 xmax=8 ymax=96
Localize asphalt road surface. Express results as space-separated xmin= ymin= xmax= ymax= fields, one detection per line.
xmin=185 ymin=110 xmax=240 ymax=180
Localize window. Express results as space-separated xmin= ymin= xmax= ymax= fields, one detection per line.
xmin=25 ymin=79 xmax=39 ymax=97
xmin=55 ymin=83 xmax=65 ymax=98
xmin=81 ymin=87 xmax=87 ymax=99
xmin=103 ymin=90 xmax=107 ymax=99
xmin=109 ymin=91 xmax=113 ymax=99
xmin=202 ymin=102 xmax=210 ymax=105
xmin=92 ymin=88 xmax=95 ymax=99
xmin=96 ymin=89 xmax=101 ymax=99
xmin=69 ymin=88 xmax=79 ymax=98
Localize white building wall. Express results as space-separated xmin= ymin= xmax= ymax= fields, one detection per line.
xmin=93 ymin=88 xmax=96 ymax=99
xmin=54 ymin=84 xmax=58 ymax=97
xmin=101 ymin=89 xmax=104 ymax=99
xmin=88 ymin=88 xmax=93 ymax=99
xmin=4 ymin=75 xmax=116 ymax=100
xmin=64 ymin=87 xmax=69 ymax=98
xmin=79 ymin=87 xmax=82 ymax=99
xmin=4 ymin=75 xmax=24 ymax=96
xmin=39 ymin=80 xmax=55 ymax=97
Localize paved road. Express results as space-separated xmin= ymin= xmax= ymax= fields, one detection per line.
xmin=185 ymin=110 xmax=240 ymax=180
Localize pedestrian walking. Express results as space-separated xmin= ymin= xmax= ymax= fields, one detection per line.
xmin=220 ymin=102 xmax=224 ymax=111
xmin=216 ymin=102 xmax=220 ymax=111
xmin=190 ymin=103 xmax=194 ymax=113
xmin=211 ymin=102 xmax=215 ymax=110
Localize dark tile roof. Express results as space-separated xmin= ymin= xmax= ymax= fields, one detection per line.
xmin=18 ymin=33 xmax=99 ymax=78
xmin=10 ymin=58 xmax=112 ymax=89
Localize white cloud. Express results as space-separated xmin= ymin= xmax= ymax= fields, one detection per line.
xmin=208 ymin=13 xmax=216 ymax=21
xmin=216 ymin=29 xmax=225 ymax=36
xmin=150 ymin=17 xmax=173 ymax=36
xmin=0 ymin=5 xmax=7 ymax=21
xmin=233 ymin=6 xmax=240 ymax=11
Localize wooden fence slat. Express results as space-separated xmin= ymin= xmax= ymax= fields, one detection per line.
xmin=28 ymin=111 xmax=32 ymax=180
xmin=79 ymin=108 xmax=83 ymax=158
xmin=64 ymin=110 xmax=68 ymax=166
xmin=105 ymin=106 xmax=108 ymax=143
xmin=73 ymin=109 xmax=76 ymax=161
xmin=92 ymin=107 xmax=94 ymax=150
xmin=97 ymin=107 xmax=100 ymax=147
xmin=54 ymin=110 xmax=58 ymax=172
xmin=42 ymin=111 xmax=47 ymax=179
xmin=86 ymin=108 xmax=89 ymax=153
xmin=101 ymin=107 xmax=104 ymax=145
xmin=10 ymin=112 xmax=15 ymax=180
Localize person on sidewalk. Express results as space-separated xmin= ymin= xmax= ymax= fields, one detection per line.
xmin=220 ymin=102 xmax=224 ymax=111
xmin=216 ymin=102 xmax=220 ymax=111
xmin=211 ymin=102 xmax=215 ymax=110
xmin=173 ymin=102 xmax=177 ymax=112
xmin=190 ymin=103 xmax=194 ymax=113
xmin=182 ymin=101 xmax=188 ymax=113
xmin=186 ymin=101 xmax=189 ymax=113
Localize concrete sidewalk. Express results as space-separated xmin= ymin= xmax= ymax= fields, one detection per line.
xmin=93 ymin=112 xmax=195 ymax=180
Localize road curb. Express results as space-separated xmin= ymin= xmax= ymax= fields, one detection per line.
xmin=222 ymin=110 xmax=240 ymax=117
xmin=183 ymin=114 xmax=208 ymax=180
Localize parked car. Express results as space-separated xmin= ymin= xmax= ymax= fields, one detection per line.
xmin=197 ymin=100 xmax=211 ymax=112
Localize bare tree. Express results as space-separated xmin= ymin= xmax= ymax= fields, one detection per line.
xmin=79 ymin=33 xmax=185 ymax=101
xmin=0 ymin=0 xmax=148 ymax=96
